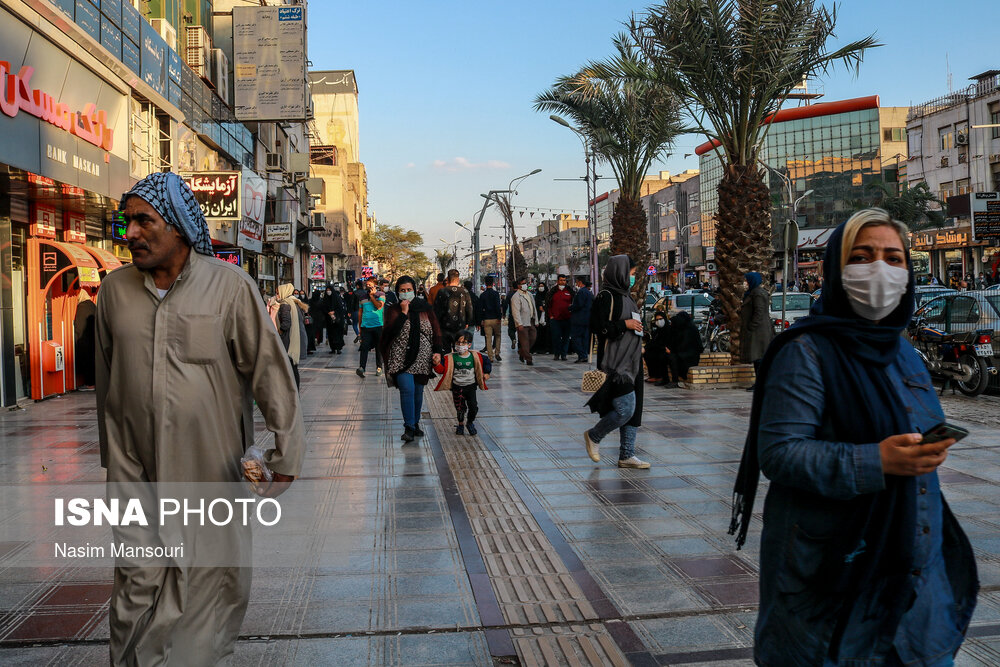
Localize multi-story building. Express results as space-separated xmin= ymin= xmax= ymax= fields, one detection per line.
xmin=308 ymin=70 xmax=371 ymax=285
xmin=641 ymin=170 xmax=700 ymax=287
xmin=905 ymin=71 xmax=1000 ymax=284
xmin=0 ymin=0 xmax=310 ymax=406
xmin=520 ymin=214 xmax=590 ymax=281
xmin=696 ymin=96 xmax=908 ymax=286
xmin=592 ymin=172 xmax=675 ymax=251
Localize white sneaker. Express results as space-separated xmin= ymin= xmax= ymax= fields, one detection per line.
xmin=584 ymin=430 xmax=600 ymax=462
xmin=618 ymin=456 xmax=651 ymax=469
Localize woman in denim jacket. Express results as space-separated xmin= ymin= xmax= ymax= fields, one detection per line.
xmin=731 ymin=209 xmax=977 ymax=666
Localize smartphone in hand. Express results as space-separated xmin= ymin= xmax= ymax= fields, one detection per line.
xmin=919 ymin=422 xmax=969 ymax=446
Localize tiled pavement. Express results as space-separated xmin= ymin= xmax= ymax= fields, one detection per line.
xmin=0 ymin=335 xmax=998 ymax=666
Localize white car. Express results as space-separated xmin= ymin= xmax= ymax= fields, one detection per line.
xmin=770 ymin=292 xmax=813 ymax=331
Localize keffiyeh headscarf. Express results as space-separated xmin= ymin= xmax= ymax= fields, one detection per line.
xmin=120 ymin=172 xmax=214 ymax=256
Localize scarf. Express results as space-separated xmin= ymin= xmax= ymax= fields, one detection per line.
xmin=120 ymin=172 xmax=214 ymax=256
xmin=385 ymin=298 xmax=433 ymax=372
xmin=730 ymin=221 xmax=917 ymax=599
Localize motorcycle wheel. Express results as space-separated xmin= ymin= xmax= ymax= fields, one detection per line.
xmin=956 ymin=355 xmax=989 ymax=396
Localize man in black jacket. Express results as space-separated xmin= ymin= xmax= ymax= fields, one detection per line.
xmin=433 ymin=269 xmax=474 ymax=353
xmin=478 ymin=276 xmax=503 ymax=362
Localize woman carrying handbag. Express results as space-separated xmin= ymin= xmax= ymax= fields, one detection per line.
xmin=582 ymin=255 xmax=649 ymax=469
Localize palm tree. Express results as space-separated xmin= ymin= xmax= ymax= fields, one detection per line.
xmin=601 ymin=0 xmax=877 ymax=360
xmin=535 ymin=40 xmax=684 ymax=296
xmin=434 ymin=248 xmax=455 ymax=276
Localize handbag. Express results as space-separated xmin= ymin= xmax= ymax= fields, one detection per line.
xmin=581 ymin=290 xmax=613 ymax=393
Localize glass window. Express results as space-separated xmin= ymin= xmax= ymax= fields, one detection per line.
xmin=950 ymin=296 xmax=979 ymax=324
xmin=939 ymin=126 xmax=954 ymax=150
xmin=918 ymin=297 xmax=947 ymax=324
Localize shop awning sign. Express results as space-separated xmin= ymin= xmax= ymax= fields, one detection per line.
xmin=796 ymin=227 xmax=836 ymax=250
xmin=182 ymin=172 xmax=241 ymax=220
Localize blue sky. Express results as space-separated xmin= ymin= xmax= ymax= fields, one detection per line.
xmin=307 ymin=1 xmax=997 ymax=256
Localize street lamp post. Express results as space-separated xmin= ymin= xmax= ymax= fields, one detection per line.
xmin=473 ymin=169 xmax=542 ymax=292
xmin=550 ymin=115 xmax=599 ymax=290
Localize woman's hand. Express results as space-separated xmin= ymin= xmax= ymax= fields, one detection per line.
xmin=400 ymin=299 xmax=410 ymax=315
xmin=625 ymin=319 xmax=643 ymax=333
xmin=432 ymin=353 xmax=441 ymax=366
xmin=879 ymin=433 xmax=955 ymax=476
xmin=484 ymin=373 xmax=490 ymax=380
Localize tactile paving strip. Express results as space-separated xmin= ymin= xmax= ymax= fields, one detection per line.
xmin=426 ymin=391 xmax=628 ymax=666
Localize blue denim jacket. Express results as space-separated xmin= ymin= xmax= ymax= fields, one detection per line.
xmin=755 ymin=333 xmax=977 ymax=666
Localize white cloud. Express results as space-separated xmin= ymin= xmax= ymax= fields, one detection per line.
xmin=431 ymin=157 xmax=510 ymax=172
xmin=405 ymin=162 xmax=415 ymax=168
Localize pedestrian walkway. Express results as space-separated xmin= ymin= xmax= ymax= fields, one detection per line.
xmin=1 ymin=340 xmax=999 ymax=665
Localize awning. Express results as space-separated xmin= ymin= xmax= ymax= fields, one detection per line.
xmin=81 ymin=245 xmax=125 ymax=272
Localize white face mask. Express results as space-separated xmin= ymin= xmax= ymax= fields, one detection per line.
xmin=399 ymin=291 xmax=415 ymax=302
xmin=456 ymin=345 xmax=470 ymax=354
xmin=519 ymin=284 xmax=528 ymax=291
xmin=654 ymin=319 xmax=666 ymax=328
xmin=842 ymin=260 xmax=909 ymax=320
xmin=558 ymin=284 xmax=565 ymax=290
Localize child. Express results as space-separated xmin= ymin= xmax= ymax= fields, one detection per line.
xmin=434 ymin=329 xmax=491 ymax=435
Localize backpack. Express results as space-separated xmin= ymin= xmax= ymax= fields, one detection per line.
xmin=441 ymin=287 xmax=469 ymax=331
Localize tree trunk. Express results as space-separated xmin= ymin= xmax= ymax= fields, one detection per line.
xmin=715 ymin=164 xmax=772 ymax=363
xmin=608 ymin=195 xmax=650 ymax=298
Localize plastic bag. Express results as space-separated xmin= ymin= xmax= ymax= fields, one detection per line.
xmin=241 ymin=445 xmax=273 ymax=496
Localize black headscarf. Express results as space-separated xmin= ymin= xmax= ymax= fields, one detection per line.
xmin=385 ymin=275 xmax=433 ymax=372
xmin=730 ymin=220 xmax=917 ymax=598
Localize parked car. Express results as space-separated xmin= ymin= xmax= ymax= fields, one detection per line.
xmin=770 ymin=292 xmax=813 ymax=331
xmin=913 ymin=291 xmax=1000 ymax=391
xmin=643 ymin=293 xmax=714 ymax=329
xmin=914 ymin=285 xmax=957 ymax=308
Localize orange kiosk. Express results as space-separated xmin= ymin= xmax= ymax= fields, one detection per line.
xmin=26 ymin=238 xmax=104 ymax=399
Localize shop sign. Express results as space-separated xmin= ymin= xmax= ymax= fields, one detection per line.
xmin=361 ymin=266 xmax=374 ymax=279
xmin=912 ymin=228 xmax=975 ymax=250
xmin=111 ymin=212 xmax=127 ymax=243
xmin=64 ymin=212 xmax=86 ymax=243
xmin=214 ymin=249 xmax=243 ymax=266
xmin=238 ymin=168 xmax=266 ymax=253
xmin=309 ymin=254 xmax=325 ymax=280
xmin=0 ymin=63 xmax=115 ymax=151
xmin=233 ymin=5 xmax=308 ymax=121
xmin=972 ymin=192 xmax=1000 ymax=241
xmin=182 ymin=172 xmax=241 ymax=219
xmin=266 ymin=224 xmax=292 ymax=243
xmin=796 ymin=227 xmax=836 ymax=250
xmin=31 ymin=204 xmax=58 ymax=239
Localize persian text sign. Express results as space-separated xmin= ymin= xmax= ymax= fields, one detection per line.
xmin=972 ymin=192 xmax=1000 ymax=241
xmin=238 ymin=168 xmax=266 ymax=253
xmin=182 ymin=172 xmax=241 ymax=220
xmin=64 ymin=212 xmax=86 ymax=243
xmin=0 ymin=63 xmax=114 ymax=151
xmin=266 ymin=224 xmax=292 ymax=243
xmin=232 ymin=6 xmax=307 ymax=121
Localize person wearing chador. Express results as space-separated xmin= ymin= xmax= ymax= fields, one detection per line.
xmin=730 ymin=209 xmax=977 ymax=666
xmin=74 ymin=290 xmax=97 ymax=389
xmin=97 ymin=172 xmax=303 ymax=666
xmin=643 ymin=311 xmax=671 ymax=383
xmin=661 ymin=310 xmax=703 ymax=386
xmin=320 ymin=286 xmax=346 ymax=353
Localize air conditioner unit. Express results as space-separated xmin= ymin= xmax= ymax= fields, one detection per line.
xmin=185 ymin=26 xmax=212 ymax=79
xmin=955 ymin=132 xmax=969 ymax=146
xmin=940 ymin=156 xmax=949 ymax=167
xmin=312 ymin=212 xmax=325 ymax=228
xmin=150 ymin=19 xmax=177 ymax=52
xmin=265 ymin=152 xmax=284 ymax=173
xmin=990 ymin=154 xmax=1000 ymax=164
xmin=211 ymin=49 xmax=229 ymax=103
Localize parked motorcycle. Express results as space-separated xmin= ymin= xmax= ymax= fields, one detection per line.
xmin=908 ymin=320 xmax=997 ymax=396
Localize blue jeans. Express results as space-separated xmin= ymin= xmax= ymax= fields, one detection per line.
xmin=550 ymin=319 xmax=571 ymax=357
xmin=588 ymin=391 xmax=637 ymax=460
xmin=395 ymin=373 xmax=424 ymax=428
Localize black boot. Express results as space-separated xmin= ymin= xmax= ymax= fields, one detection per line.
xmin=412 ymin=424 xmax=425 ymax=437
xmin=401 ymin=426 xmax=415 ymax=442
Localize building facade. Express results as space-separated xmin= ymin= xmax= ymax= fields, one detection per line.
xmin=905 ymin=71 xmax=1000 ymax=284
xmin=520 ymin=214 xmax=591 ymax=281
xmin=0 ymin=0 xmax=312 ymax=406
xmin=308 ymin=69 xmax=371 ymax=286
xmin=696 ymin=96 xmax=909 ymax=286
xmin=641 ymin=170 xmax=700 ymax=287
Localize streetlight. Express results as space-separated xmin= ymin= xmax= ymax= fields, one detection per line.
xmin=471 ymin=168 xmax=542 ymax=292
xmin=551 ymin=115 xmax=599 ymax=290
